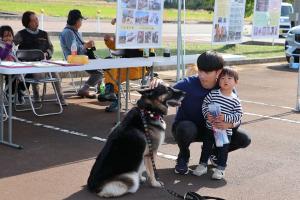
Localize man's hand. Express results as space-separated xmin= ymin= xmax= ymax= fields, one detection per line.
xmin=215 ymin=114 xmax=224 ymax=122
xmin=84 ymin=40 xmax=95 ymax=49
xmin=212 ymin=118 xmax=233 ymax=130
xmin=149 ymin=78 xmax=167 ymax=89
xmin=207 ymin=113 xmax=214 ymax=123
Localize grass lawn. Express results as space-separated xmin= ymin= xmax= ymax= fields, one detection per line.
xmin=51 ymin=40 xmax=285 ymax=60
xmin=0 ymin=0 xmax=219 ymax=22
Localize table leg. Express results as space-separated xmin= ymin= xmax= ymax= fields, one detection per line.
xmin=117 ymin=69 xmax=121 ymax=123
xmin=0 ymin=75 xmax=22 ymax=149
xmin=0 ymin=74 xmax=4 ymax=141
xmin=125 ymin=68 xmax=129 ymax=111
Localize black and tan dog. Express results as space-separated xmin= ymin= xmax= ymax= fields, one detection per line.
xmin=87 ymin=84 xmax=185 ymax=198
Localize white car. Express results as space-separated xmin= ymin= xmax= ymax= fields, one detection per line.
xmin=279 ymin=2 xmax=293 ymax=37
xmin=285 ymin=25 xmax=300 ymax=63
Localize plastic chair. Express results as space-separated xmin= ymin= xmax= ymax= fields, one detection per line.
xmin=15 ymin=49 xmax=63 ymax=116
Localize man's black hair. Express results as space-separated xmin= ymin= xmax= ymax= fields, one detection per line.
xmin=0 ymin=25 xmax=14 ymax=38
xmin=197 ymin=51 xmax=224 ymax=72
xmin=22 ymin=11 xmax=35 ymax=28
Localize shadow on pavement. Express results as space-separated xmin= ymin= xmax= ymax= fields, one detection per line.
xmin=63 ymin=167 xmax=226 ymax=200
xmin=0 ymin=100 xmax=180 ymax=179
xmin=267 ymin=64 xmax=298 ymax=73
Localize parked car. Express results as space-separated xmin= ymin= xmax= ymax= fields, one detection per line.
xmin=279 ymin=2 xmax=293 ymax=37
xmin=285 ymin=25 xmax=300 ymax=63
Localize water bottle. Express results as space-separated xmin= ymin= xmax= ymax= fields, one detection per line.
xmin=143 ymin=48 xmax=149 ymax=58
xmin=214 ymin=130 xmax=224 ymax=147
xmin=71 ymin=40 xmax=77 ymax=55
xmin=99 ymin=80 xmax=105 ymax=95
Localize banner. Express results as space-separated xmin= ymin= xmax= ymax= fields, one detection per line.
xmin=115 ymin=0 xmax=164 ymax=49
xmin=212 ymin=0 xmax=246 ymax=44
xmin=252 ymin=0 xmax=282 ymax=38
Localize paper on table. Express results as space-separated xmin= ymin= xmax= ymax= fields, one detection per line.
xmin=42 ymin=60 xmax=81 ymax=66
xmin=0 ymin=61 xmax=33 ymax=68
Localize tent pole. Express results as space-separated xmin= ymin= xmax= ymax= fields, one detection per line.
xmin=177 ymin=0 xmax=182 ymax=82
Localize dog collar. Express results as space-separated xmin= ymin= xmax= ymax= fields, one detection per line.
xmin=141 ymin=109 xmax=162 ymax=121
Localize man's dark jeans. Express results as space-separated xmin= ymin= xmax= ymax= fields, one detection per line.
xmin=172 ymin=120 xmax=251 ymax=161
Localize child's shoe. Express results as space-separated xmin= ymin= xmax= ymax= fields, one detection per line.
xmin=212 ymin=168 xmax=225 ymax=180
xmin=192 ymin=164 xmax=207 ymax=176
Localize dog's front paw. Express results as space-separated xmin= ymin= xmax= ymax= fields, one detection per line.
xmin=150 ymin=180 xmax=163 ymax=188
xmin=140 ymin=175 xmax=147 ymax=183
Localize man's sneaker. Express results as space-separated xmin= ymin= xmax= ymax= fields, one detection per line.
xmin=98 ymin=92 xmax=117 ymax=102
xmin=174 ymin=157 xmax=189 ymax=175
xmin=105 ymin=100 xmax=119 ymax=112
xmin=212 ymin=168 xmax=225 ymax=180
xmin=192 ymin=164 xmax=207 ymax=176
xmin=209 ymin=155 xmax=218 ymax=167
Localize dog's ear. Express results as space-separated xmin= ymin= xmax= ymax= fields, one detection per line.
xmin=137 ymin=87 xmax=154 ymax=97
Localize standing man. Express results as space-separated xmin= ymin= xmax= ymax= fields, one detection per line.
xmin=60 ymin=9 xmax=103 ymax=98
xmin=14 ymin=11 xmax=66 ymax=105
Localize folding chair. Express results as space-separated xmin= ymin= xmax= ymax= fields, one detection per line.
xmin=58 ymin=35 xmax=83 ymax=94
xmin=15 ymin=49 xmax=63 ymax=116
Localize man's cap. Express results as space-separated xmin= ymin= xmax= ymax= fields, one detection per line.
xmin=68 ymin=9 xmax=87 ymax=21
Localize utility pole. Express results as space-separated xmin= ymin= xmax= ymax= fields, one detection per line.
xmin=291 ymin=1 xmax=300 ymax=27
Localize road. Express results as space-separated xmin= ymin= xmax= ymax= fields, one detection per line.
xmin=0 ymin=17 xmax=285 ymax=44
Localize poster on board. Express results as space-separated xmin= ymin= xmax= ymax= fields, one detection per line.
xmin=252 ymin=0 xmax=282 ymax=38
xmin=115 ymin=0 xmax=164 ymax=49
xmin=212 ymin=0 xmax=246 ymax=44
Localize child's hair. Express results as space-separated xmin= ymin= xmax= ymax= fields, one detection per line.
xmin=197 ymin=51 xmax=224 ymax=72
xmin=0 ymin=25 xmax=14 ymax=38
xmin=219 ymin=67 xmax=239 ymax=82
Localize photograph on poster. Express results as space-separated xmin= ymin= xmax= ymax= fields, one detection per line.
xmin=122 ymin=9 xmax=135 ymax=24
xmin=138 ymin=0 xmax=148 ymax=10
xmin=149 ymin=12 xmax=159 ymax=25
xmin=135 ymin=11 xmax=149 ymax=24
xmin=137 ymin=31 xmax=144 ymax=43
xmin=145 ymin=31 xmax=152 ymax=43
xmin=126 ymin=31 xmax=137 ymax=43
xmin=121 ymin=0 xmax=137 ymax=9
xmin=152 ymin=31 xmax=159 ymax=43
xmin=118 ymin=31 xmax=127 ymax=44
xmin=213 ymin=18 xmax=228 ymax=42
xmin=149 ymin=0 xmax=161 ymax=10
xmin=256 ymin=0 xmax=269 ymax=12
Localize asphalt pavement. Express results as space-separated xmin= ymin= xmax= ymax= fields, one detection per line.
xmin=1 ymin=61 xmax=300 ymax=200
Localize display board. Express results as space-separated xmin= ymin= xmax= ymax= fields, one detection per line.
xmin=116 ymin=0 xmax=164 ymax=49
xmin=252 ymin=0 xmax=282 ymax=38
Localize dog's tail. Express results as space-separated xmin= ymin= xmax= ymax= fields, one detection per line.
xmin=97 ymin=172 xmax=139 ymax=198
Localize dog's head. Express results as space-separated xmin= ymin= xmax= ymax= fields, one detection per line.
xmin=137 ymin=84 xmax=185 ymax=115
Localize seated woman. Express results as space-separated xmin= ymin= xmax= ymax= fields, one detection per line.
xmin=0 ymin=25 xmax=25 ymax=104
xmin=14 ymin=11 xmax=67 ymax=105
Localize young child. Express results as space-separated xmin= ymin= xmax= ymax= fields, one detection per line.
xmin=0 ymin=25 xmax=25 ymax=104
xmin=193 ymin=67 xmax=243 ymax=180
